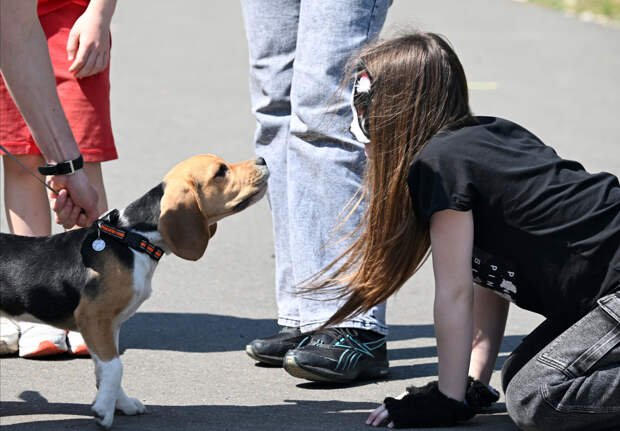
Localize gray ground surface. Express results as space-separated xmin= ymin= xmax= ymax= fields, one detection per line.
xmin=1 ymin=1 xmax=618 ymax=430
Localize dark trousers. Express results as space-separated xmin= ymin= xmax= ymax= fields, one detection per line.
xmin=502 ymin=292 xmax=620 ymax=431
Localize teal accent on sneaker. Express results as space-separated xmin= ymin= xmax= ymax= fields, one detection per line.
xmin=334 ymin=334 xmax=386 ymax=371
xmin=283 ymin=328 xmax=389 ymax=383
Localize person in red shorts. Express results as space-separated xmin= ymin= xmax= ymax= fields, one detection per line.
xmin=0 ymin=0 xmax=117 ymax=358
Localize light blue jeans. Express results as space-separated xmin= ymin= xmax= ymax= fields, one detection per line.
xmin=241 ymin=0 xmax=390 ymax=335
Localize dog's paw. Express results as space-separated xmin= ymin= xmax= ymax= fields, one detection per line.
xmin=116 ymin=395 xmax=146 ymax=416
xmin=92 ymin=400 xmax=115 ymax=428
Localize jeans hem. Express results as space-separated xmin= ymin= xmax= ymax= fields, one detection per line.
xmin=300 ymin=320 xmax=388 ymax=336
xmin=277 ymin=317 xmax=388 ymax=336
xmin=278 ymin=317 xmax=300 ymax=328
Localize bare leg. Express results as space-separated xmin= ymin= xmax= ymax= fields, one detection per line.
xmin=3 ymin=154 xmax=51 ymax=236
xmin=3 ymin=154 xmax=68 ymax=356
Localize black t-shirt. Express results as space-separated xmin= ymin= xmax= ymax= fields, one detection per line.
xmin=408 ymin=116 xmax=620 ymax=322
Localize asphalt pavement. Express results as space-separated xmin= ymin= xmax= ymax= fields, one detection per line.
xmin=1 ymin=1 xmax=619 ymax=430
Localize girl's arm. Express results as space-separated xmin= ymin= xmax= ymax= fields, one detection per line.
xmin=469 ymin=284 xmax=509 ymax=385
xmin=367 ymin=209 xmax=476 ymax=428
xmin=368 ymin=210 xmax=502 ymax=427
xmin=67 ymin=0 xmax=117 ymax=78
xmin=430 ymin=209 xmax=475 ymax=401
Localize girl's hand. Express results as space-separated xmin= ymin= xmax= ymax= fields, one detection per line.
xmin=66 ymin=0 xmax=116 ymax=78
xmin=366 ymin=391 xmax=407 ymax=427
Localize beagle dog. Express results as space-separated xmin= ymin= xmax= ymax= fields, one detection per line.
xmin=0 ymin=154 xmax=268 ymax=428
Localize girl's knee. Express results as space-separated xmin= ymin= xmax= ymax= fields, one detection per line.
xmin=505 ymin=377 xmax=580 ymax=431
xmin=504 ymin=374 xmax=550 ymax=431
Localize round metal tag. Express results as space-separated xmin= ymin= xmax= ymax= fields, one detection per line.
xmin=92 ymin=238 xmax=106 ymax=252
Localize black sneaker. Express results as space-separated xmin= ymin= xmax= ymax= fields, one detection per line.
xmin=283 ymin=328 xmax=389 ymax=383
xmin=246 ymin=326 xmax=310 ymax=366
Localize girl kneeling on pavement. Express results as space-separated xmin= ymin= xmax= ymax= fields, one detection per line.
xmin=313 ymin=31 xmax=620 ymax=430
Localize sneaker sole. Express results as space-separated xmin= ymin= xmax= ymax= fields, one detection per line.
xmin=245 ymin=345 xmax=285 ymax=366
xmin=284 ymin=354 xmax=389 ymax=383
xmin=20 ymin=340 xmax=68 ymax=358
xmin=69 ymin=344 xmax=91 ymax=356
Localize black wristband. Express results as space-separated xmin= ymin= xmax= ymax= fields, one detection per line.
xmin=38 ymin=155 xmax=84 ymax=176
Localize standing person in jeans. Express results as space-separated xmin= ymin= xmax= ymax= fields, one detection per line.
xmin=0 ymin=0 xmax=117 ymax=358
xmin=241 ymin=0 xmax=392 ymax=383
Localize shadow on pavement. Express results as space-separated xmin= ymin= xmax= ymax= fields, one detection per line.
xmin=0 ymin=392 xmax=375 ymax=431
xmin=0 ymin=391 xmax=518 ymax=431
xmin=120 ymin=312 xmax=526 ymax=359
xmin=119 ymin=312 xmax=439 ymax=354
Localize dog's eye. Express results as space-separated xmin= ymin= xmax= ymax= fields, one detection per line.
xmin=214 ymin=164 xmax=228 ymax=178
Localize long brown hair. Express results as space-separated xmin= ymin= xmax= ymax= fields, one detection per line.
xmin=307 ymin=32 xmax=472 ymax=327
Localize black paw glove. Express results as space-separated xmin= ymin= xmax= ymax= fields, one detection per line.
xmin=383 ymin=381 xmax=475 ymax=428
xmin=465 ymin=376 xmax=500 ymax=412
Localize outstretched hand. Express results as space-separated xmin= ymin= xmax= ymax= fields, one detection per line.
xmin=366 ymin=391 xmax=407 ymax=428
xmin=367 ymin=403 xmax=394 ymax=428
xmin=66 ymin=5 xmax=112 ymax=78
xmin=368 ymin=378 xmax=498 ymax=428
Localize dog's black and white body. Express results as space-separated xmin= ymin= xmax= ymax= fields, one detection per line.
xmin=0 ymin=155 xmax=268 ymax=428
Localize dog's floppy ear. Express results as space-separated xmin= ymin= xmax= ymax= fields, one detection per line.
xmin=159 ymin=178 xmax=210 ymax=261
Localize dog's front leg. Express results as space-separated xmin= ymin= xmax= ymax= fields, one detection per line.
xmin=91 ymin=353 xmax=123 ymax=428
xmin=112 ymin=326 xmax=146 ymax=416
xmin=76 ymin=307 xmax=123 ymax=429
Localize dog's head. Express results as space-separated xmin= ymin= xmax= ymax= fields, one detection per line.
xmin=158 ymin=154 xmax=269 ymax=260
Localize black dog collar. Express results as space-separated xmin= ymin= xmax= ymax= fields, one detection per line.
xmin=96 ymin=209 xmax=164 ymax=261
xmin=38 ymin=155 xmax=84 ymax=176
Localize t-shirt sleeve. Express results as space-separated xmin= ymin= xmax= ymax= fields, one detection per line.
xmin=407 ymin=142 xmax=476 ymax=225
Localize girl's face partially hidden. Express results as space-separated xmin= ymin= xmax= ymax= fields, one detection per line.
xmin=350 ymin=69 xmax=372 ymax=145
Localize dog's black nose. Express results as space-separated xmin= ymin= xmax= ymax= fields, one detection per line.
xmin=255 ymin=157 xmax=267 ymax=166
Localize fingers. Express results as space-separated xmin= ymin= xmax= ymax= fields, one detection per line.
xmin=52 ymin=193 xmax=91 ymax=229
xmin=59 ymin=204 xmax=81 ymax=230
xmin=77 ymin=212 xmax=90 ymax=228
xmin=49 ymin=188 xmax=93 ymax=229
xmin=50 ymin=188 xmax=68 ymax=214
xmin=81 ymin=205 xmax=98 ymax=227
xmin=71 ymin=48 xmax=96 ymax=78
xmin=67 ymin=204 xmax=82 ymax=229
xmin=68 ymin=36 xmax=90 ymax=74
xmin=367 ymin=404 xmax=390 ymax=427
xmin=93 ymin=51 xmax=108 ymax=76
xmin=52 ymin=189 xmax=80 ymax=228
xmin=66 ymin=28 xmax=79 ymax=61
xmin=71 ymin=48 xmax=109 ymax=78
xmin=67 ymin=27 xmax=110 ymax=78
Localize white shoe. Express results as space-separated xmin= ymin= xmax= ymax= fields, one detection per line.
xmin=67 ymin=330 xmax=90 ymax=356
xmin=0 ymin=317 xmax=20 ymax=355
xmin=18 ymin=322 xmax=68 ymax=358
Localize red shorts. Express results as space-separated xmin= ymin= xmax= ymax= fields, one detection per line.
xmin=0 ymin=1 xmax=117 ymax=163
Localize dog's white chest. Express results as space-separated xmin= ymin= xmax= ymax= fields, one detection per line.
xmin=116 ymin=251 xmax=157 ymax=325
